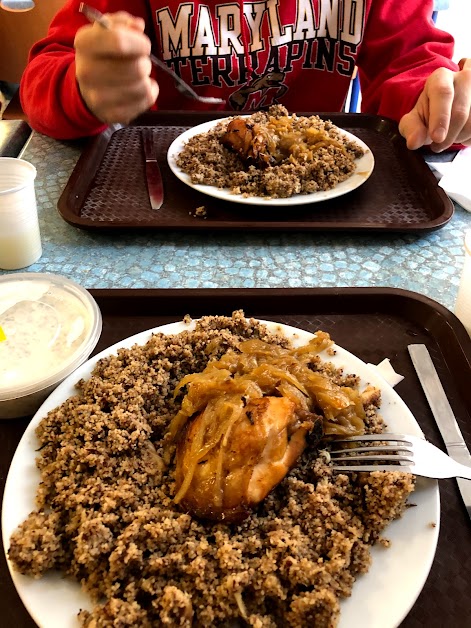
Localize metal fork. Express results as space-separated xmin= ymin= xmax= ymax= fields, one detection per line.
xmin=79 ymin=3 xmax=225 ymax=105
xmin=329 ymin=434 xmax=471 ymax=479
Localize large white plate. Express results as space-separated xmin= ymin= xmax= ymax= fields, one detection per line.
xmin=2 ymin=319 xmax=439 ymax=628
xmin=167 ymin=117 xmax=375 ymax=206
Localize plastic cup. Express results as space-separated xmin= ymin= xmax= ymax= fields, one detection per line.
xmin=454 ymin=231 xmax=471 ymax=337
xmin=0 ymin=157 xmax=42 ymax=270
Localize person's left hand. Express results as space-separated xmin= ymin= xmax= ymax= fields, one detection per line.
xmin=399 ymin=58 xmax=471 ymax=152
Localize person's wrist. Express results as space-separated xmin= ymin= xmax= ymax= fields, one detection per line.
xmin=75 ymin=76 xmax=105 ymax=124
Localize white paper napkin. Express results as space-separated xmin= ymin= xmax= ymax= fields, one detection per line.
xmin=428 ymin=147 xmax=471 ymax=212
xmin=367 ymin=358 xmax=404 ymax=388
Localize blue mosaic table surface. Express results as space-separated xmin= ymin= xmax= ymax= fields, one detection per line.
xmin=1 ymin=131 xmax=470 ymax=313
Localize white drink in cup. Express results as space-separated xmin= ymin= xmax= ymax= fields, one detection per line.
xmin=0 ymin=157 xmax=42 ymax=270
xmin=455 ymin=230 xmax=471 ymax=337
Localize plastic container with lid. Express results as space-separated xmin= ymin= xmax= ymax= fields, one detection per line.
xmin=0 ymin=272 xmax=102 ymax=419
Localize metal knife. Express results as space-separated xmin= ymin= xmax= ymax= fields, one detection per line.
xmin=142 ymin=128 xmax=164 ymax=210
xmin=408 ymin=343 xmax=471 ymax=520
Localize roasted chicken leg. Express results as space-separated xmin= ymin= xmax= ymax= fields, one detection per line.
xmin=220 ymin=118 xmax=274 ymax=168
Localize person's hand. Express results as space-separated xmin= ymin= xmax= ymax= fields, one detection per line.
xmin=74 ymin=12 xmax=159 ymax=125
xmin=399 ymin=58 xmax=471 ymax=152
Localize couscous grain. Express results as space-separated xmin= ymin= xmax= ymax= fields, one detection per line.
xmin=8 ymin=312 xmax=414 ymax=627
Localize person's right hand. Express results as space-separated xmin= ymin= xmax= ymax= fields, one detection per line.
xmin=74 ymin=12 xmax=159 ymax=125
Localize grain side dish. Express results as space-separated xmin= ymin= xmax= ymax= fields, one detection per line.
xmin=8 ymin=312 xmax=414 ymax=627
xmin=176 ymin=105 xmax=366 ymax=199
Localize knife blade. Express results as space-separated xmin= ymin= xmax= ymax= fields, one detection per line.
xmin=408 ymin=343 xmax=471 ymax=520
xmin=142 ymin=128 xmax=164 ymax=209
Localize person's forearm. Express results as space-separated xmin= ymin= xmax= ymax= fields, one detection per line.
xmin=360 ymin=56 xmax=459 ymax=123
xmin=19 ymin=0 xmax=149 ymax=139
xmin=358 ymin=0 xmax=457 ymax=122
xmin=21 ymin=51 xmax=107 ymax=139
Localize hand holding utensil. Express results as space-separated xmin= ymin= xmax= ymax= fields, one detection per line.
xmin=79 ymin=3 xmax=225 ymax=106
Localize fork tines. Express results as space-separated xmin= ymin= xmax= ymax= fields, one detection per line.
xmin=329 ymin=434 xmax=415 ymax=473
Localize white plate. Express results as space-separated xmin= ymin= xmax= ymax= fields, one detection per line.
xmin=167 ymin=117 xmax=375 ymax=206
xmin=2 ymin=319 xmax=439 ymax=628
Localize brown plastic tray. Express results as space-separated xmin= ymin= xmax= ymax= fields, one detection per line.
xmin=57 ymin=112 xmax=453 ymax=233
xmin=1 ymin=287 xmax=471 ymax=627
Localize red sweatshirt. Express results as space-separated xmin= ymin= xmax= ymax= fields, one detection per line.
xmin=20 ymin=0 xmax=458 ymax=139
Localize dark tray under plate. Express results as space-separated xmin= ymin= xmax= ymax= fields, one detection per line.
xmin=1 ymin=288 xmax=470 ymax=627
xmin=57 ymin=112 xmax=453 ymax=233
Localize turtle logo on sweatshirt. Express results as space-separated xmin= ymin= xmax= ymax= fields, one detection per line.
xmin=228 ymin=71 xmax=288 ymax=110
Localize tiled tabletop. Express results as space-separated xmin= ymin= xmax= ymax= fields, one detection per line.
xmin=1 ymin=130 xmax=470 ymax=312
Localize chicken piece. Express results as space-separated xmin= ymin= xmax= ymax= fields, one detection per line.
xmin=175 ymin=395 xmax=323 ymax=522
xmin=220 ymin=118 xmax=274 ymax=167
xmin=361 ymin=384 xmax=381 ymax=408
xmin=221 ymin=118 xmax=254 ymax=160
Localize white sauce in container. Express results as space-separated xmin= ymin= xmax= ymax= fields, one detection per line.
xmin=0 ymin=273 xmax=102 ymax=418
